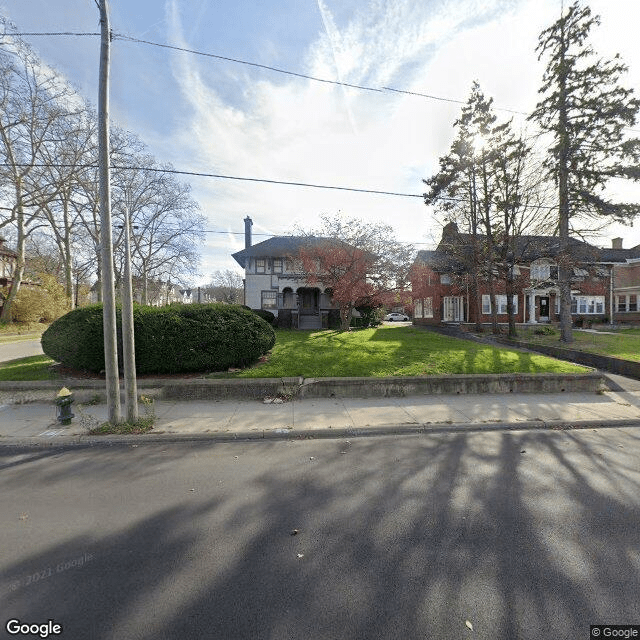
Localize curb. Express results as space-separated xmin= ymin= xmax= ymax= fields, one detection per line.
xmin=1 ymin=418 xmax=639 ymax=449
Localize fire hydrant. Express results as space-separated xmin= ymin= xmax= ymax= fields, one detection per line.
xmin=55 ymin=387 xmax=75 ymax=425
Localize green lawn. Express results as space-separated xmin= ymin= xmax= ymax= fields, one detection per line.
xmin=518 ymin=326 xmax=640 ymax=362
xmin=213 ymin=326 xmax=587 ymax=378
xmin=0 ymin=326 xmax=590 ymax=381
xmin=0 ymin=355 xmax=57 ymax=381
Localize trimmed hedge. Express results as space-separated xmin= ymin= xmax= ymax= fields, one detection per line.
xmin=41 ymin=303 xmax=276 ymax=375
xmin=252 ymin=308 xmax=275 ymax=325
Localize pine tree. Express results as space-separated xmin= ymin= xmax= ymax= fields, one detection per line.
xmin=530 ymin=1 xmax=640 ymax=342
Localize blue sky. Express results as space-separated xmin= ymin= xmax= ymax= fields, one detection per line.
xmin=3 ymin=0 xmax=640 ymax=284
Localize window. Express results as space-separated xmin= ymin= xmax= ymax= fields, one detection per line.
xmin=273 ymin=258 xmax=283 ymax=273
xmin=630 ymin=295 xmax=638 ymax=312
xmin=424 ymin=297 xmax=433 ymax=318
xmin=617 ymin=296 xmax=627 ymax=312
xmin=530 ymin=263 xmax=550 ymax=280
xmin=256 ymin=258 xmax=266 ymax=274
xmin=414 ymin=299 xmax=423 ymax=318
xmin=261 ymin=290 xmax=277 ymax=309
xmin=572 ymin=295 xmax=605 ymax=315
xmin=440 ymin=274 xmax=451 ymax=285
xmin=483 ymin=295 xmax=517 ymax=314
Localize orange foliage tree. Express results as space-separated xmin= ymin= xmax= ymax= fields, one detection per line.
xmin=296 ymin=215 xmax=414 ymax=330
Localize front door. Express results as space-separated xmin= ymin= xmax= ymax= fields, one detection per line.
xmin=443 ymin=296 xmax=464 ymax=322
xmin=299 ymin=288 xmax=319 ymax=315
xmin=539 ymin=296 xmax=550 ymax=321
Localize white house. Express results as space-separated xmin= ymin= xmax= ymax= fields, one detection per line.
xmin=232 ymin=217 xmax=341 ymax=329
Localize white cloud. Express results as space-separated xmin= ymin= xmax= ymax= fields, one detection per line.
xmin=160 ymin=0 xmax=640 ymax=279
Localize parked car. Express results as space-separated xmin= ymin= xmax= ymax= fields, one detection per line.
xmin=384 ymin=312 xmax=410 ymax=322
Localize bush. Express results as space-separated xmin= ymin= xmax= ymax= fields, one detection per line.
xmin=252 ymin=308 xmax=275 ymax=325
xmin=41 ymin=303 xmax=276 ymax=375
xmin=534 ymin=325 xmax=557 ymax=336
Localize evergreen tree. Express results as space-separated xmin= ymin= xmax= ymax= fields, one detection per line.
xmin=530 ymin=1 xmax=640 ymax=342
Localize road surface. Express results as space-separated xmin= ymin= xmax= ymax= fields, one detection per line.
xmin=1 ymin=428 xmax=639 ymax=639
xmin=0 ymin=339 xmax=43 ymax=363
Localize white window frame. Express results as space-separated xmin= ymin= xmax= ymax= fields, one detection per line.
xmin=273 ymin=258 xmax=283 ymax=273
xmin=483 ymin=294 xmax=517 ymax=315
xmin=256 ymin=258 xmax=266 ymax=274
xmin=424 ymin=297 xmax=433 ymax=318
xmin=572 ymin=295 xmax=605 ymax=315
xmin=414 ymin=299 xmax=423 ymax=318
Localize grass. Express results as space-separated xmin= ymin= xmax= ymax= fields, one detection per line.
xmin=87 ymin=395 xmax=155 ymax=435
xmin=517 ymin=326 xmax=640 ymax=362
xmin=209 ymin=326 xmax=587 ymax=378
xmin=0 ymin=355 xmax=57 ymax=381
xmin=0 ymin=322 xmax=47 ymax=343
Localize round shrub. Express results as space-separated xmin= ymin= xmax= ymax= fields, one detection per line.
xmin=252 ymin=308 xmax=275 ymax=325
xmin=41 ymin=303 xmax=276 ymax=375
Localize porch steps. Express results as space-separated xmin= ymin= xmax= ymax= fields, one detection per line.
xmin=298 ymin=315 xmax=322 ymax=330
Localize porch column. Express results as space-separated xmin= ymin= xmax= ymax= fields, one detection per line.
xmin=528 ymin=293 xmax=537 ymax=324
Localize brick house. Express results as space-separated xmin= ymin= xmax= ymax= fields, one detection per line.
xmin=232 ymin=217 xmax=344 ymax=329
xmin=613 ymin=257 xmax=640 ymax=323
xmin=411 ymin=222 xmax=640 ymax=326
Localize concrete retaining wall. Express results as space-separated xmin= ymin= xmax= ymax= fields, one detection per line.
xmin=496 ymin=339 xmax=640 ymax=380
xmin=0 ymin=372 xmax=603 ymax=402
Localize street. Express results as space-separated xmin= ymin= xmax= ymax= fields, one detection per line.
xmin=0 ymin=339 xmax=43 ymax=363
xmin=1 ymin=428 xmax=639 ymax=639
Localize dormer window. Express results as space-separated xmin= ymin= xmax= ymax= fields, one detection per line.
xmin=530 ymin=260 xmax=557 ymax=281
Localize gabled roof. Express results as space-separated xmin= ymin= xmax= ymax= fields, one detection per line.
xmin=416 ymin=222 xmax=640 ymax=272
xmin=232 ymin=236 xmax=354 ymax=268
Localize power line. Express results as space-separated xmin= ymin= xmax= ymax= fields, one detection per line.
xmin=0 ymin=162 xmax=424 ymax=198
xmin=7 ymin=32 xmax=100 ymax=37
xmin=6 ymin=31 xmax=526 ymax=115
xmin=11 ymin=30 xmax=640 ymax=133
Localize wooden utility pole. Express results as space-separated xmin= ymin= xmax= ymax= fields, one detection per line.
xmin=121 ymin=209 xmax=138 ymax=422
xmin=98 ymin=0 xmax=121 ymax=423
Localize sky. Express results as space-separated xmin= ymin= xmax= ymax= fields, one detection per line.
xmin=3 ymin=0 xmax=640 ymax=285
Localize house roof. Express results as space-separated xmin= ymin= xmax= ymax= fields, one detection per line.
xmin=232 ymin=236 xmax=353 ymax=268
xmin=415 ymin=224 xmax=640 ymax=272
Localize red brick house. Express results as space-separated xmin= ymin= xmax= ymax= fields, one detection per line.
xmin=613 ymin=257 xmax=640 ymax=323
xmin=412 ymin=223 xmax=640 ymax=326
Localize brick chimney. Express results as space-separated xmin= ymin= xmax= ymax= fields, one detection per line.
xmin=244 ymin=216 xmax=253 ymax=249
xmin=612 ymin=237 xmax=623 ymax=250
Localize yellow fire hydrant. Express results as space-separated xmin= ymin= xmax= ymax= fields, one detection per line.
xmin=55 ymin=387 xmax=75 ymax=425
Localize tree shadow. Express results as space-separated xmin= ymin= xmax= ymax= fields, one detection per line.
xmin=2 ymin=431 xmax=639 ymax=639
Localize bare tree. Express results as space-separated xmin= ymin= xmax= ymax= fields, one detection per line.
xmin=206 ymin=269 xmax=243 ymax=304
xmin=0 ymin=29 xmax=75 ymax=320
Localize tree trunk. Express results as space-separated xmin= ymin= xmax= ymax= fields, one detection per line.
xmin=0 ymin=185 xmax=26 ymax=323
xmin=557 ymin=15 xmax=574 ymax=344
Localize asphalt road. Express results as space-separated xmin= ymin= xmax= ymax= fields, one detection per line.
xmin=1 ymin=428 xmax=639 ymax=640
xmin=0 ymin=339 xmax=43 ymax=363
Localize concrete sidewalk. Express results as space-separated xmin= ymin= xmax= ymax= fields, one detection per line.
xmin=1 ymin=372 xmax=640 ymax=446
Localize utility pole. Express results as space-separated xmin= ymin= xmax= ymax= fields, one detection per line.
xmin=98 ymin=0 xmax=121 ymax=424
xmin=121 ymin=209 xmax=138 ymax=422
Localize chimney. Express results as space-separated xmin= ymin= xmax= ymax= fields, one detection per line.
xmin=612 ymin=237 xmax=623 ymax=250
xmin=244 ymin=216 xmax=253 ymax=249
